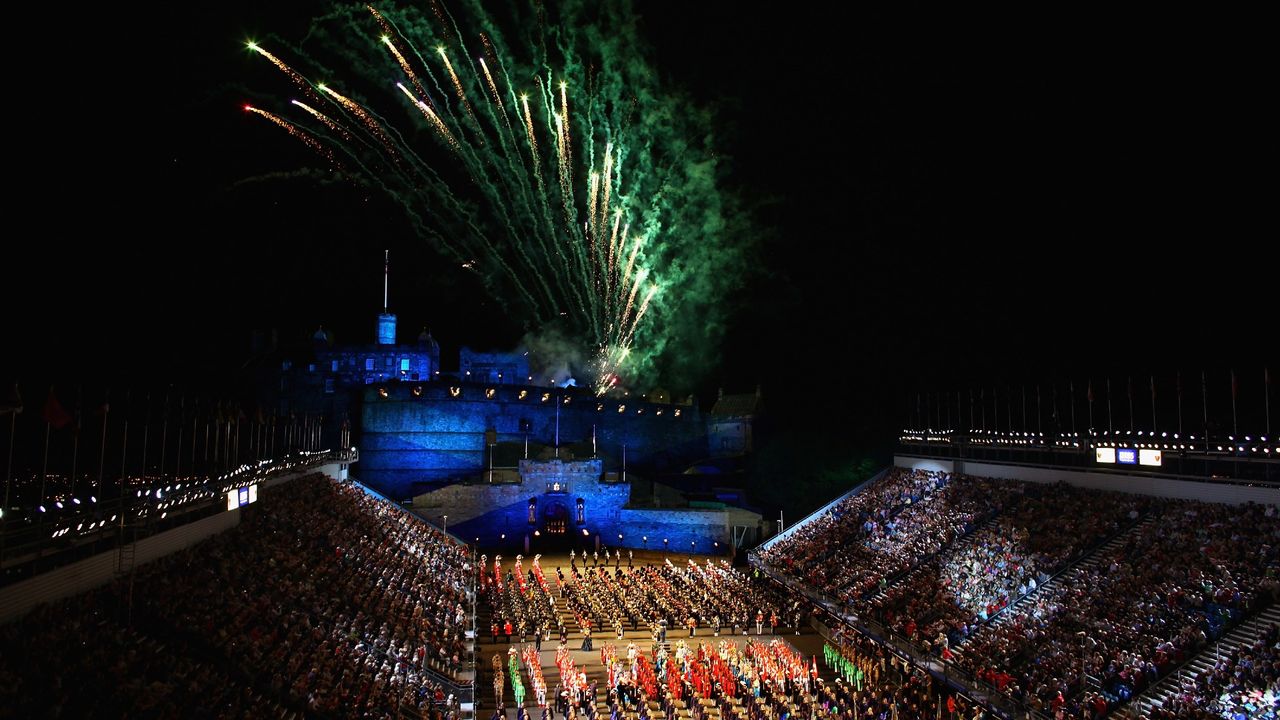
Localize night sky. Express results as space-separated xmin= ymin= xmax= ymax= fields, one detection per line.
xmin=6 ymin=4 xmax=1271 ymax=452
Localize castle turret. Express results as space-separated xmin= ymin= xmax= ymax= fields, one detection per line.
xmin=377 ymin=249 xmax=396 ymax=344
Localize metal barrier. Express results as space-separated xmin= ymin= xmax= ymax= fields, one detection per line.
xmin=1 ymin=449 xmax=357 ymax=580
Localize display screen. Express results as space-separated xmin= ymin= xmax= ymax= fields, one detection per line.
xmin=227 ymin=484 xmax=259 ymax=511
xmin=1139 ymin=449 xmax=1162 ymax=467
xmin=1116 ymin=448 xmax=1138 ymax=464
xmin=1095 ymin=447 xmax=1116 ymax=464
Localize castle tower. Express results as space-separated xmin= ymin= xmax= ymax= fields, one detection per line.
xmin=376 ymin=249 xmax=397 ymax=344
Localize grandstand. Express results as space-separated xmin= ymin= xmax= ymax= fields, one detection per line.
xmin=3 ymin=418 xmax=1278 ymax=719
xmin=753 ymin=458 xmax=1280 ymax=719
xmin=1 ymin=462 xmax=477 ymax=720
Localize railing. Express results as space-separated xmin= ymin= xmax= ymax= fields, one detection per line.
xmin=754 ymin=468 xmax=887 ymax=553
xmin=898 ymin=431 xmax=1280 ymax=484
xmin=0 ymin=449 xmax=357 ymax=579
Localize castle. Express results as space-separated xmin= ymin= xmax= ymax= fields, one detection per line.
xmin=272 ymin=254 xmax=766 ymax=552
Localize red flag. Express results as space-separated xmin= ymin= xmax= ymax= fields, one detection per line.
xmin=43 ymin=387 xmax=72 ymax=429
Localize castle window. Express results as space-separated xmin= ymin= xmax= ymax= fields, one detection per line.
xmin=324 ymin=378 xmax=335 ymax=394
xmin=331 ymin=360 xmax=339 ymax=372
xmin=308 ymin=363 xmax=316 ymax=373
xmin=365 ymin=358 xmax=375 ymax=371
xmin=576 ymin=498 xmax=585 ymax=524
xmin=401 ymin=358 xmax=410 ymax=371
xmin=385 ymin=356 xmax=394 ymax=368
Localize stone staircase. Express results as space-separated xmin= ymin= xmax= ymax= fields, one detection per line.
xmin=1124 ymin=603 xmax=1280 ymax=718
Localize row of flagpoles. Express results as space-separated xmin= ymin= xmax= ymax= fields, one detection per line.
xmin=1 ymin=384 xmax=342 ymax=515
xmin=907 ymin=368 xmax=1271 ymax=439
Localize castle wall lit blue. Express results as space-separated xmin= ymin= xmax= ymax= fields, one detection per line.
xmin=271 ymin=255 xmax=765 ymax=551
xmin=357 ymin=381 xmax=704 ymax=497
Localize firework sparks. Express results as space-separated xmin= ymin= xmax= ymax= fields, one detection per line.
xmin=396 ymin=83 xmax=457 ymax=150
xmin=318 ymin=84 xmax=398 ymax=157
xmin=436 ymin=46 xmax=478 ymax=129
xmin=290 ymin=99 xmax=351 ymax=141
xmin=242 ymin=2 xmax=746 ymax=392
xmin=245 ymin=105 xmax=336 ymax=164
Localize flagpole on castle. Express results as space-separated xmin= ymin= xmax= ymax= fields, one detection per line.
xmin=97 ymin=390 xmax=109 ymax=494
xmin=4 ymin=385 xmax=19 ymax=515
xmin=40 ymin=415 xmax=51 ymax=508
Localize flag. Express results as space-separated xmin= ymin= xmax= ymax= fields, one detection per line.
xmin=94 ymin=390 xmax=110 ymax=416
xmin=73 ymin=387 xmax=83 ymax=435
xmin=43 ymin=387 xmax=72 ymax=429
xmin=1086 ymin=380 xmax=1094 ymax=404
xmin=1 ymin=383 xmax=21 ymax=415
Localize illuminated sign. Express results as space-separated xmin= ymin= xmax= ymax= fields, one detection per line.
xmin=1095 ymin=447 xmax=1116 ymax=464
xmin=226 ymin=484 xmax=259 ymax=511
xmin=1139 ymin=449 xmax=1162 ymax=467
xmin=1116 ymin=448 xmax=1138 ymax=465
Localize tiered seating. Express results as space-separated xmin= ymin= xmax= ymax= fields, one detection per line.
xmin=951 ymin=501 xmax=1280 ymax=717
xmin=0 ymin=594 xmax=289 ymax=720
xmin=759 ymin=469 xmax=1022 ymax=604
xmin=1 ymin=474 xmax=471 ymax=719
xmin=863 ymin=482 xmax=1145 ymax=648
xmin=135 ymin=474 xmax=471 ymax=718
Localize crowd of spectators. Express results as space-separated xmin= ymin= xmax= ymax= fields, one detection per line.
xmin=864 ymin=482 xmax=1144 ymax=649
xmin=0 ymin=591 xmax=280 ymax=719
xmin=2 ymin=474 xmax=473 ymax=720
xmin=761 ymin=468 xmax=1280 ymax=718
xmin=950 ymin=500 xmax=1280 ymax=717
xmin=760 ymin=469 xmax=1023 ymax=607
xmin=133 ymin=474 xmax=472 ymax=719
xmin=1150 ymin=620 xmax=1280 ymax=719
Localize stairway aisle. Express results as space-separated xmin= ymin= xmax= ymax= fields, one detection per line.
xmin=1128 ymin=603 xmax=1280 ymax=718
